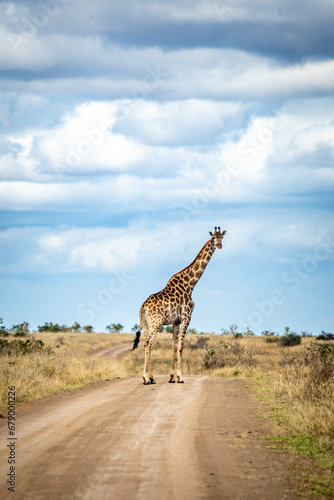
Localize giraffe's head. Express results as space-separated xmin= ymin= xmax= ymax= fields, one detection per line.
xmin=209 ymin=227 xmax=226 ymax=249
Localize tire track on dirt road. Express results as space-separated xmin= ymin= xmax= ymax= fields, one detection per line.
xmin=0 ymin=346 xmax=305 ymax=499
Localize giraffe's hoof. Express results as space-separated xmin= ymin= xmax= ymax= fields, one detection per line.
xmin=150 ymin=380 xmax=156 ymax=385
xmin=143 ymin=380 xmax=151 ymax=385
xmin=169 ymin=380 xmax=175 ymax=383
xmin=177 ymin=380 xmax=184 ymax=384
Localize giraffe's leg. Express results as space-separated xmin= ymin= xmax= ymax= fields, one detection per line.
xmin=143 ymin=325 xmax=158 ymax=385
xmin=142 ymin=323 xmax=151 ymax=384
xmin=176 ymin=319 xmax=190 ymax=383
xmin=169 ymin=322 xmax=180 ymax=383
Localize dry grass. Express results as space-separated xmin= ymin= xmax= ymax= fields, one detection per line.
xmin=0 ymin=332 xmax=131 ymax=407
xmin=2 ymin=330 xmax=333 ymax=470
xmin=124 ymin=332 xmax=297 ymax=378
xmin=123 ymin=332 xmax=334 ymax=467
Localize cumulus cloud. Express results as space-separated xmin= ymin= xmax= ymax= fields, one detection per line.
xmin=0 ymin=211 xmax=332 ymax=276
xmin=1 ymin=95 xmax=334 ymax=212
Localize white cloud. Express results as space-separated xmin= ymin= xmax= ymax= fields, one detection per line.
xmin=0 ymin=212 xmax=333 ymax=276
xmin=1 ymin=96 xmax=334 ymax=211
xmin=1 ymin=31 xmax=334 ymax=101
xmin=115 ymin=99 xmax=245 ymax=145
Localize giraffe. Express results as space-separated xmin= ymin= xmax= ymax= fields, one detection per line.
xmin=132 ymin=227 xmax=226 ymax=385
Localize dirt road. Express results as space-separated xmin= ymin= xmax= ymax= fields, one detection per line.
xmin=0 ymin=371 xmax=305 ymax=500
xmin=89 ymin=342 xmax=141 ymax=360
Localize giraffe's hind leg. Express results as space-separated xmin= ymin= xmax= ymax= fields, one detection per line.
xmin=169 ymin=322 xmax=180 ymax=383
xmin=176 ymin=318 xmax=191 ymax=383
xmin=143 ymin=324 xmax=158 ymax=385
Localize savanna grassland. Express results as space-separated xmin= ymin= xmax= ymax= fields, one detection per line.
xmin=125 ymin=333 xmax=334 ymax=476
xmin=1 ymin=330 xmax=333 ymax=491
xmin=0 ymin=332 xmax=130 ymax=408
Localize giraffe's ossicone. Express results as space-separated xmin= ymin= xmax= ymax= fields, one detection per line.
xmin=132 ymin=227 xmax=226 ymax=385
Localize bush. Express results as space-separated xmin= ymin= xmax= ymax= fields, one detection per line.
xmin=38 ymin=322 xmax=61 ymax=332
xmin=83 ymin=325 xmax=94 ymax=333
xmin=316 ymin=331 xmax=334 ymax=341
xmin=202 ymin=341 xmax=255 ymax=369
xmin=188 ymin=336 xmax=207 ymax=350
xmin=266 ymin=336 xmax=280 ymax=344
xmin=0 ymin=338 xmax=52 ymax=356
xmin=304 ymin=343 xmax=334 ymax=386
xmin=106 ymin=323 xmax=124 ymax=333
xmin=0 ymin=317 xmax=9 ymax=337
xmin=11 ymin=321 xmax=30 ymax=335
xmin=261 ymin=330 xmax=278 ymax=337
xmin=280 ymin=332 xmax=302 ymax=346
xmin=221 ymin=324 xmax=243 ymax=338
xmin=13 ymin=330 xmax=28 ymax=337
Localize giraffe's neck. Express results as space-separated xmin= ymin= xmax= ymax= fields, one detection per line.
xmin=169 ymin=238 xmax=216 ymax=293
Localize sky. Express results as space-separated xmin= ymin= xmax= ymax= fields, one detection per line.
xmin=0 ymin=0 xmax=333 ymax=335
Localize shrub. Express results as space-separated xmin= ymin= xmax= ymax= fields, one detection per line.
xmin=301 ymin=331 xmax=313 ymax=337
xmin=0 ymin=317 xmax=9 ymax=337
xmin=221 ymin=324 xmax=243 ymax=338
xmin=266 ymin=336 xmax=280 ymax=344
xmin=261 ymin=330 xmax=278 ymax=337
xmin=0 ymin=338 xmax=52 ymax=356
xmin=38 ymin=322 xmax=61 ymax=332
xmin=11 ymin=321 xmax=30 ymax=335
xmin=188 ymin=336 xmax=207 ymax=350
xmin=304 ymin=343 xmax=334 ymax=385
xmin=13 ymin=330 xmax=28 ymax=337
xmin=202 ymin=341 xmax=254 ymax=369
xmin=83 ymin=325 xmax=94 ymax=332
xmin=106 ymin=323 xmax=124 ymax=333
xmin=316 ymin=331 xmax=334 ymax=341
xmin=280 ymin=332 xmax=302 ymax=346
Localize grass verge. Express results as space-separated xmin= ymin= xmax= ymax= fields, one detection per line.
xmin=0 ymin=332 xmax=131 ymax=407
xmin=123 ymin=332 xmax=334 ymax=494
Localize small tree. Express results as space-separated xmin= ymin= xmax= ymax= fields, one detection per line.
xmin=37 ymin=322 xmax=61 ymax=332
xmin=60 ymin=325 xmax=71 ymax=332
xmin=71 ymin=322 xmax=81 ymax=332
xmin=165 ymin=326 xmax=173 ymax=333
xmin=301 ymin=331 xmax=313 ymax=337
xmin=131 ymin=324 xmax=140 ymax=333
xmin=187 ymin=327 xmax=198 ymax=335
xmin=261 ymin=330 xmax=277 ymax=337
xmin=280 ymin=326 xmax=301 ymax=346
xmin=83 ymin=325 xmax=94 ymax=333
xmin=0 ymin=317 xmax=9 ymax=337
xmin=106 ymin=323 xmax=124 ymax=333
xmin=11 ymin=322 xmax=30 ymax=337
xmin=229 ymin=323 xmax=243 ymax=339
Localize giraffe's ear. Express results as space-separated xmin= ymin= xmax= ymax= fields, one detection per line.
xmin=209 ymin=231 xmax=213 ymax=236
xmin=222 ymin=230 xmax=227 ymax=236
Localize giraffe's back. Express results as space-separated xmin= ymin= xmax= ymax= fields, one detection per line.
xmin=140 ymin=282 xmax=193 ymax=327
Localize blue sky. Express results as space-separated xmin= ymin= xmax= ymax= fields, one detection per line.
xmin=0 ymin=0 xmax=333 ymax=335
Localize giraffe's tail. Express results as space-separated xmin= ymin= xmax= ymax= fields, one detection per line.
xmin=131 ymin=328 xmax=141 ymax=350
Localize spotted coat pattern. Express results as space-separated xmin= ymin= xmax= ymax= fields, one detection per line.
xmin=139 ymin=228 xmax=226 ymax=384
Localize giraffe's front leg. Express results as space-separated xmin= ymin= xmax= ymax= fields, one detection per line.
xmin=176 ymin=319 xmax=190 ymax=383
xmin=169 ymin=323 xmax=180 ymax=383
